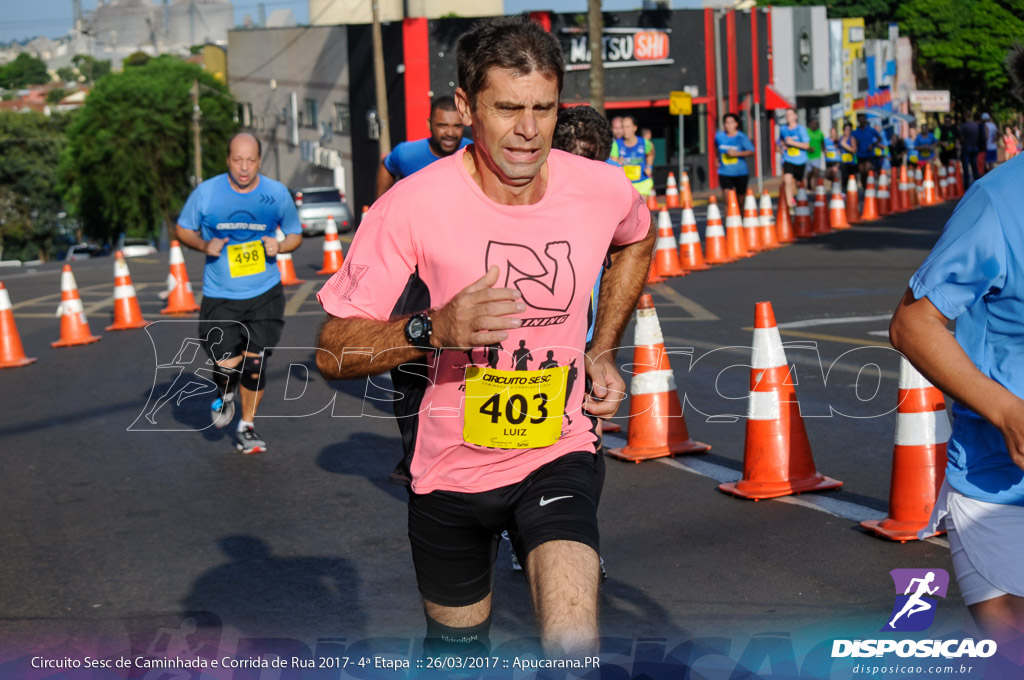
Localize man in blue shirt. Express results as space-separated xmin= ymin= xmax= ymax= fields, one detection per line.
xmin=176 ymin=132 xmax=303 ymax=454
xmin=777 ymin=108 xmax=809 ymax=210
xmin=375 ymin=95 xmax=469 ymax=198
xmin=890 ymin=151 xmax=1024 ymax=648
xmin=852 ymin=114 xmax=881 ymax=190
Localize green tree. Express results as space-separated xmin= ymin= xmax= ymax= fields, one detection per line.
xmin=0 ymin=53 xmax=51 ymax=89
xmin=897 ymin=0 xmax=1024 ymax=115
xmin=71 ymin=55 xmax=112 ymax=85
xmin=46 ymin=87 xmax=67 ymax=104
xmin=0 ymin=111 xmax=69 ymax=261
xmin=124 ymin=51 xmax=151 ymax=68
xmin=56 ymin=65 xmax=78 ymax=83
xmin=61 ymin=55 xmax=236 ymax=243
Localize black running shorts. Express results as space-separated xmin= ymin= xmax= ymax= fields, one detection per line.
xmin=198 ymin=283 xmax=285 ymax=360
xmin=782 ymin=161 xmax=806 ymax=181
xmin=407 ymin=451 xmax=605 ymax=607
xmin=717 ymin=174 xmax=749 ymax=196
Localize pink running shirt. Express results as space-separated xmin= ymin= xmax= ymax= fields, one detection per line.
xmin=318 ymin=147 xmax=650 ymax=494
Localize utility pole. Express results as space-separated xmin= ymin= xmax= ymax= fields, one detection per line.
xmin=192 ymin=79 xmax=202 ymax=184
xmin=371 ymin=0 xmax=391 ymax=156
xmin=588 ymin=0 xmax=604 ymax=114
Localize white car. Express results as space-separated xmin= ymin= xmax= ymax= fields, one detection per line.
xmin=294 ymin=187 xmax=353 ymax=235
xmin=121 ymin=238 xmax=158 ymax=258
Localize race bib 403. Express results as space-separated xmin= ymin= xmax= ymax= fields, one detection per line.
xmin=463 ymin=366 xmax=568 ymax=449
xmin=227 ymin=240 xmax=266 ymax=278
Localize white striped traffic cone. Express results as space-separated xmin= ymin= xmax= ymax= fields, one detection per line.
xmin=106 ymin=252 xmax=149 ymax=331
xmin=317 ymin=214 xmax=344 ymax=275
xmin=0 ymin=282 xmax=36 ymax=368
xmin=861 ymin=358 xmax=950 ymax=542
xmin=606 ymin=294 xmax=710 ymax=462
xmin=53 ymin=265 xmax=101 ymax=347
xmin=719 ymin=301 xmax=842 ymax=499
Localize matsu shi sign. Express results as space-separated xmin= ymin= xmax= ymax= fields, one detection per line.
xmin=561 ymin=27 xmax=673 ymax=71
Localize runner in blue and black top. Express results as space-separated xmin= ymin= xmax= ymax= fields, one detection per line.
xmin=714 ymin=112 xmax=756 ymax=203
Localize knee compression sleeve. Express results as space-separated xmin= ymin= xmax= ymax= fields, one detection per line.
xmin=239 ymin=353 xmax=267 ymax=392
xmin=423 ymin=613 xmax=491 ymax=659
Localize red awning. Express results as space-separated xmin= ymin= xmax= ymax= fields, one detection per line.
xmin=764 ymin=85 xmax=794 ymax=110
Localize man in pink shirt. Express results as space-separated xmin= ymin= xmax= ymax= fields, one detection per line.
xmin=315 ymin=16 xmax=654 ymax=660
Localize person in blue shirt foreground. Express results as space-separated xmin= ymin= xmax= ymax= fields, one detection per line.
xmin=714 ymin=112 xmax=756 ymax=203
xmin=176 ymin=132 xmax=303 ymax=453
xmin=889 ymin=49 xmax=1024 ymax=654
xmin=375 ymin=95 xmax=470 ymax=199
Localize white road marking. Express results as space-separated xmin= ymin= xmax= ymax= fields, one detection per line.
xmin=602 ymin=433 xmax=948 ymax=547
xmin=776 ymin=314 xmax=893 ymax=329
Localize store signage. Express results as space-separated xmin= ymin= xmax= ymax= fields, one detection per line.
xmin=561 ymin=27 xmax=674 ymax=71
xmin=910 ymin=90 xmax=950 ymax=112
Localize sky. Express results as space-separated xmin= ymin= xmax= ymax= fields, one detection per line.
xmin=0 ymin=0 xmax=703 ymax=46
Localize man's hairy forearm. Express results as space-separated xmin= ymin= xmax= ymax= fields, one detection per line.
xmin=589 ymin=223 xmax=655 ymax=357
xmin=316 ymin=315 xmax=427 ymax=380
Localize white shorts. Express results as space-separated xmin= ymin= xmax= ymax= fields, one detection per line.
xmin=921 ymin=479 xmax=1024 ymax=605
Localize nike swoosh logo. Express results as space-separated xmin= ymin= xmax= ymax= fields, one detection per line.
xmin=539 ymin=495 xmax=573 ymax=507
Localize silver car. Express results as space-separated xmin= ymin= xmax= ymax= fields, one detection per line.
xmin=294 ymin=186 xmax=353 ymax=235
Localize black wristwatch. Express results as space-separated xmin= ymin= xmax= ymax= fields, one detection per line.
xmin=404 ymin=313 xmax=433 ymax=350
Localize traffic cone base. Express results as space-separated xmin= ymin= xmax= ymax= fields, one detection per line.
xmin=0 ymin=283 xmax=36 ymax=369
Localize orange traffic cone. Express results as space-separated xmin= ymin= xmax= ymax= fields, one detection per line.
xmin=953 ymin=162 xmax=964 ymax=198
xmin=725 ymin=189 xmax=750 ymax=259
xmin=937 ymin=164 xmax=950 ymax=201
xmin=654 ymin=208 xmax=686 ymax=278
xmin=913 ymin=167 xmax=924 ymax=208
xmin=317 ymin=214 xmax=345 ymax=275
xmin=677 ymin=201 xmax=710 ymax=271
xmin=665 ymin=172 xmax=680 ymax=209
xmin=646 ymin=190 xmax=659 ymax=212
xmin=718 ymin=301 xmax=842 ymax=500
xmin=793 ymin=183 xmax=813 ymax=239
xmin=52 ymin=265 xmax=101 ymax=347
xmin=646 ymin=258 xmax=665 ymax=285
xmin=896 ymin=164 xmax=911 ymax=213
xmin=742 ymin=189 xmax=764 ymax=253
xmin=106 ymin=252 xmax=149 ymax=331
xmin=922 ymin=163 xmax=938 ymax=206
xmin=890 ymin=167 xmax=904 ymax=213
xmin=275 ymin=227 xmax=305 ymax=286
xmin=828 ymin=180 xmax=851 ymax=230
xmin=160 ymin=241 xmax=201 ymax=314
xmin=680 ymin=171 xmax=693 ymax=207
xmin=845 ymin=174 xmax=860 ymax=225
xmin=606 ymin=294 xmax=710 ymax=462
xmin=877 ymin=170 xmax=892 ymax=216
xmin=811 ymin=179 xmax=831 ymax=235
xmin=775 ymin=184 xmax=795 ymax=244
xmin=759 ymin=191 xmax=780 ymax=250
xmin=861 ymin=172 xmax=880 ymax=221
xmin=0 ymin=282 xmax=36 ymax=369
xmin=861 ymin=358 xmax=949 ymax=542
xmin=702 ymin=196 xmax=733 ymax=265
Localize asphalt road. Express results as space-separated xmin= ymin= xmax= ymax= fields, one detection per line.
xmin=1 ymin=200 xmax=1009 ymax=679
